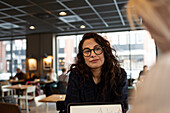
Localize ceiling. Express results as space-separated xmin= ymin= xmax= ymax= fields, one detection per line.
xmin=0 ymin=0 xmax=142 ymax=39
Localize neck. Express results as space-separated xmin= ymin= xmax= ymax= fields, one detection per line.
xmin=91 ymin=68 xmax=101 ymax=84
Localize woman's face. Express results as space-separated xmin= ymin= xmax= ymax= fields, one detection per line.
xmin=82 ymin=38 xmax=105 ymax=70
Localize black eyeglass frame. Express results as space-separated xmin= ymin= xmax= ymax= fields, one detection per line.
xmin=81 ymin=45 xmax=104 ymax=57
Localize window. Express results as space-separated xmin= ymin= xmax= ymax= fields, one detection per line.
xmin=0 ymin=41 xmax=11 ymax=80
xmin=12 ymin=39 xmax=26 ymax=75
xmin=0 ymin=38 xmax=26 ymax=80
xmin=56 ymin=30 xmax=156 ymax=79
xmin=56 ymin=35 xmax=81 ymax=75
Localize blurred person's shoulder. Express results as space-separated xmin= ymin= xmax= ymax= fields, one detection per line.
xmin=131 ymin=53 xmax=170 ymax=113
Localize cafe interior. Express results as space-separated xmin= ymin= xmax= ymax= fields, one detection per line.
xmin=0 ymin=0 xmax=158 ymax=113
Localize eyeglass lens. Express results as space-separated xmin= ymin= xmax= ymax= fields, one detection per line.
xmin=82 ymin=45 xmax=103 ymax=57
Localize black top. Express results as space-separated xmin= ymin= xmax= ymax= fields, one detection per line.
xmin=65 ymin=68 xmax=128 ymax=112
xmin=15 ymin=72 xmax=26 ymax=80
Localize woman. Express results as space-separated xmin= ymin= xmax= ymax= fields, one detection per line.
xmin=47 ymin=68 xmax=57 ymax=82
xmin=65 ymin=32 xmax=128 ymax=112
xmin=127 ymin=0 xmax=170 ymax=112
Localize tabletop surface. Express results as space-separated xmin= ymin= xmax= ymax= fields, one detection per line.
xmin=39 ymin=94 xmax=66 ymax=103
xmin=6 ymin=84 xmax=33 ymax=90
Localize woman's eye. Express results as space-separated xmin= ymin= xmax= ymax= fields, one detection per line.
xmin=84 ymin=49 xmax=90 ymax=53
xmin=96 ymin=47 xmax=102 ymax=51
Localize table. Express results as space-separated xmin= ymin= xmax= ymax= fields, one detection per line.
xmin=38 ymin=80 xmax=54 ymax=84
xmin=39 ymin=94 xmax=66 ymax=113
xmin=10 ymin=79 xmax=26 ymax=85
xmin=6 ymin=84 xmax=32 ymax=90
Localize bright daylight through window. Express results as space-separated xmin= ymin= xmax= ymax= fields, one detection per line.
xmin=56 ymin=30 xmax=156 ymax=79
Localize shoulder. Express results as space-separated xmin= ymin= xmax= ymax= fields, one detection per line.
xmin=69 ymin=69 xmax=82 ymax=79
xmin=120 ymin=68 xmax=127 ymax=78
xmin=68 ymin=68 xmax=83 ymax=83
xmin=114 ymin=68 xmax=127 ymax=83
xmin=67 ymin=69 xmax=84 ymax=89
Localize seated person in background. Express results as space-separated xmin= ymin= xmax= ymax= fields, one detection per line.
xmin=65 ymin=32 xmax=128 ymax=112
xmin=10 ymin=68 xmax=27 ymax=85
xmin=138 ymin=65 xmax=148 ymax=80
xmin=58 ymin=68 xmax=68 ymax=83
xmin=47 ymin=68 xmax=57 ymax=81
xmin=45 ymin=68 xmax=57 ymax=96
xmin=57 ymin=68 xmax=68 ymax=94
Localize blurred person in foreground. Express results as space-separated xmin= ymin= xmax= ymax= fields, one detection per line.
xmin=65 ymin=32 xmax=128 ymax=112
xmin=127 ymin=0 xmax=170 ymax=112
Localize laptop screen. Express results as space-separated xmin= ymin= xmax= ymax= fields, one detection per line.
xmin=68 ymin=103 xmax=124 ymax=113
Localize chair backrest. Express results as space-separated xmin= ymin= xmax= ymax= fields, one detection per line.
xmin=0 ymin=102 xmax=21 ymax=113
xmin=27 ymin=85 xmax=36 ymax=93
xmin=34 ymin=94 xmax=46 ymax=107
xmin=1 ymin=85 xmax=13 ymax=97
xmin=57 ymin=81 xmax=67 ymax=94
xmin=25 ymin=85 xmax=36 ymax=98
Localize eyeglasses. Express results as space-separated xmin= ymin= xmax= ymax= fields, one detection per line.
xmin=82 ymin=45 xmax=104 ymax=57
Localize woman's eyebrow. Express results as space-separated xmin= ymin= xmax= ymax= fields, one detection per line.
xmin=83 ymin=44 xmax=99 ymax=49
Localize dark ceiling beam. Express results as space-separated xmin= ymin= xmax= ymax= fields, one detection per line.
xmin=85 ymin=0 xmax=109 ymax=27
xmin=0 ymin=14 xmax=27 ymax=19
xmin=0 ymin=1 xmax=28 ymax=14
xmin=79 ymin=9 xmax=126 ymax=17
xmin=0 ymin=11 xmax=26 ymax=23
xmin=85 ymin=16 xmax=126 ymax=21
xmin=56 ymin=27 xmax=65 ymax=31
xmin=0 ymin=31 xmax=10 ymax=33
xmin=113 ymin=0 xmax=125 ymax=26
xmin=56 ymin=15 xmax=126 ymax=24
xmin=56 ymin=0 xmax=93 ymax=28
xmin=0 ymin=0 xmax=58 ymax=30
xmin=26 ymin=0 xmax=76 ymax=29
xmin=0 ymin=13 xmax=26 ymax=29
xmin=56 ymin=26 xmax=143 ymax=36
xmin=56 ymin=1 xmax=128 ymax=12
xmin=0 ymin=5 xmax=28 ymax=11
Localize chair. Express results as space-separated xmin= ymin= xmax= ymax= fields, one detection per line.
xmin=56 ymin=101 xmax=65 ymax=113
xmin=57 ymin=81 xmax=67 ymax=94
xmin=0 ymin=102 xmax=21 ymax=113
xmin=34 ymin=94 xmax=58 ymax=113
xmin=34 ymin=94 xmax=46 ymax=113
xmin=18 ymin=85 xmax=36 ymax=113
xmin=1 ymin=85 xmax=13 ymax=97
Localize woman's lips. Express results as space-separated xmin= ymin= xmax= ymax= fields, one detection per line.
xmin=90 ymin=59 xmax=99 ymax=63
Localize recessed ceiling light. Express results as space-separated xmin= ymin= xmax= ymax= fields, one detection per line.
xmin=80 ymin=25 xmax=86 ymax=29
xmin=59 ymin=12 xmax=67 ymax=16
xmin=29 ymin=25 xmax=35 ymax=30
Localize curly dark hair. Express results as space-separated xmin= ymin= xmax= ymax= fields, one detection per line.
xmin=69 ymin=32 xmax=121 ymax=96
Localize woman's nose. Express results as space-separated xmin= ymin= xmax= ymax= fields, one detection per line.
xmin=90 ymin=50 xmax=96 ymax=57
